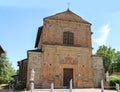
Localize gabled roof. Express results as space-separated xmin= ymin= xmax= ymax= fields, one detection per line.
xmin=44 ymin=9 xmax=91 ymax=24
xmin=0 ymin=45 xmax=5 ymax=53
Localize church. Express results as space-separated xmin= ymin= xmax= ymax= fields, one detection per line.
xmin=18 ymin=9 xmax=104 ymax=88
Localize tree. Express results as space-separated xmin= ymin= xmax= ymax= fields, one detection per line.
xmin=0 ymin=53 xmax=15 ymax=83
xmin=113 ymin=51 xmax=120 ymax=72
xmin=96 ymin=45 xmax=115 ymax=73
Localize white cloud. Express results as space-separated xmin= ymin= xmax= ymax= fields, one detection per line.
xmin=94 ymin=24 xmax=110 ymax=46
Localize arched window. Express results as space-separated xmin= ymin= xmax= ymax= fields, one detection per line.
xmin=63 ymin=32 xmax=74 ymax=45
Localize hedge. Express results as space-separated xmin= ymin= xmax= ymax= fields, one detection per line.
xmin=110 ymin=75 xmax=120 ymax=88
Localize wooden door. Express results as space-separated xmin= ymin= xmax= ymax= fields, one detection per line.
xmin=63 ymin=68 xmax=73 ymax=87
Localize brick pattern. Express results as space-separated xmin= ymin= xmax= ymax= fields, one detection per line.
xmin=25 ymin=10 xmax=104 ymax=88
xmin=18 ymin=59 xmax=28 ymax=83
xmin=35 ymin=45 xmax=94 ymax=88
xmin=41 ymin=19 xmax=92 ymax=48
xmin=27 ymin=52 xmax=42 ymax=88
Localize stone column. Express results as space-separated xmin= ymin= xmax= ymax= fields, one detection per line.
xmin=104 ymin=71 xmax=110 ymax=89
xmin=30 ymin=69 xmax=35 ymax=92
xmin=70 ymin=79 xmax=72 ymax=92
xmin=116 ymin=83 xmax=120 ymax=92
xmin=106 ymin=71 xmax=109 ymax=82
xmin=51 ymin=83 xmax=54 ymax=92
xmin=101 ymin=80 xmax=104 ymax=92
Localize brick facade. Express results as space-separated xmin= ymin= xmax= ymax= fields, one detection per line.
xmin=18 ymin=59 xmax=28 ymax=83
xmin=18 ymin=9 xmax=104 ymax=89
xmin=27 ymin=50 xmax=42 ymax=88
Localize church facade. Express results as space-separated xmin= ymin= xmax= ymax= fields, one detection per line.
xmin=18 ymin=10 xmax=104 ymax=88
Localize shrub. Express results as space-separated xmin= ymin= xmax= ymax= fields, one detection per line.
xmin=110 ymin=76 xmax=120 ymax=89
xmin=15 ymin=82 xmax=26 ymax=90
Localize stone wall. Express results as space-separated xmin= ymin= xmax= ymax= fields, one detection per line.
xmin=27 ymin=51 xmax=42 ymax=88
xmin=92 ymin=55 xmax=104 ymax=87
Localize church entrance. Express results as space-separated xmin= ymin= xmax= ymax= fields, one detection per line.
xmin=63 ymin=68 xmax=73 ymax=87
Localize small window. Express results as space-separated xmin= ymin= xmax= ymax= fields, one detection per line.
xmin=63 ymin=32 xmax=74 ymax=45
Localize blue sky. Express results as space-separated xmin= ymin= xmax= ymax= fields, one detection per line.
xmin=0 ymin=0 xmax=120 ymax=70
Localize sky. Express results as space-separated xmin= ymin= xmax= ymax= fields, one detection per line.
xmin=0 ymin=0 xmax=120 ymax=70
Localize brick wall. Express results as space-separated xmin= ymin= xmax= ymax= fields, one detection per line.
xmin=27 ymin=51 xmax=42 ymax=88
xmin=25 ymin=10 xmax=104 ymax=88
xmin=39 ymin=45 xmax=94 ymax=88
xmin=41 ymin=18 xmax=92 ymax=48
xmin=18 ymin=59 xmax=28 ymax=83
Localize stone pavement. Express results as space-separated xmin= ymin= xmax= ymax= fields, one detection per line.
xmin=0 ymin=88 xmax=117 ymax=92
xmin=31 ymin=89 xmax=117 ymax=92
xmin=0 ymin=88 xmax=22 ymax=92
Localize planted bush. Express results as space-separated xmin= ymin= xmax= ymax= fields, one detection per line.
xmin=15 ymin=82 xmax=26 ymax=90
xmin=110 ymin=76 xmax=120 ymax=89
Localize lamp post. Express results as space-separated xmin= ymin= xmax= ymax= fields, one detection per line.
xmin=30 ymin=69 xmax=35 ymax=92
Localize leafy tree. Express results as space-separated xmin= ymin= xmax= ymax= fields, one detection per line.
xmin=0 ymin=53 xmax=15 ymax=83
xmin=96 ymin=45 xmax=115 ymax=73
xmin=113 ymin=51 xmax=120 ymax=72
